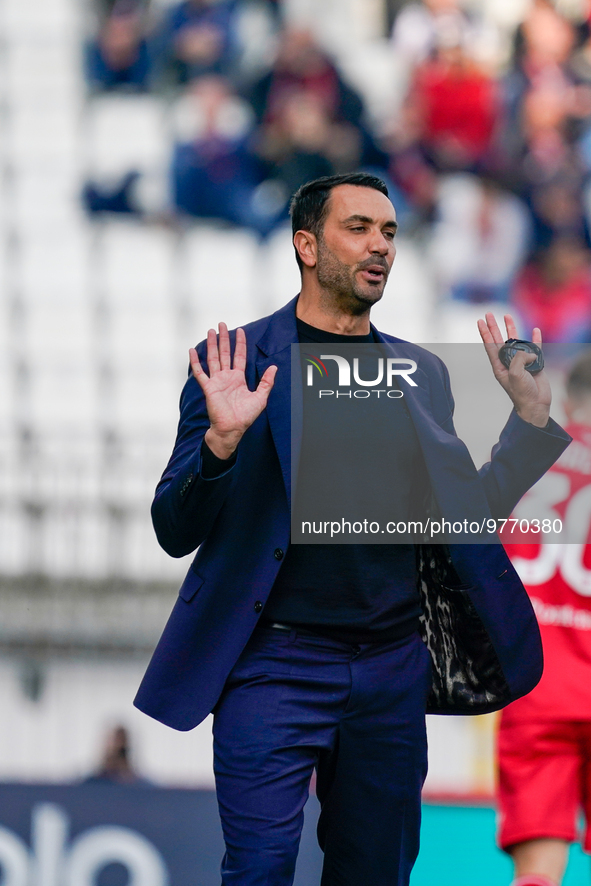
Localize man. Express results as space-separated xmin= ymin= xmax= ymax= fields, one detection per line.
xmin=134 ymin=172 xmax=570 ymax=885
xmin=499 ymin=352 xmax=591 ymax=886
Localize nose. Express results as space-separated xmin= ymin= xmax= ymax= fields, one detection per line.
xmin=368 ymin=229 xmax=393 ymax=257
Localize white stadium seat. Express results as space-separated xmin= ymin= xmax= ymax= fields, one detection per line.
xmin=26 ymin=364 xmax=96 ymax=433
xmin=182 ymin=226 xmax=262 ymax=336
xmin=20 ymin=301 xmax=92 ymax=360
xmin=69 ymin=509 xmax=111 ymax=579
xmin=0 ymin=503 xmax=30 ymax=574
xmin=107 ymin=303 xmax=177 ymax=364
xmin=7 ymin=105 xmax=80 ymax=165
xmin=109 ymin=368 xmax=180 ymax=434
xmin=100 ymin=222 xmax=175 ymax=307
xmin=6 ymin=40 xmax=82 ymax=102
xmin=84 ymin=95 xmax=170 ymax=178
xmin=17 ymin=230 xmax=91 ymax=304
xmin=0 ymin=352 xmax=15 ymax=432
xmin=12 ymin=170 xmax=85 ymax=231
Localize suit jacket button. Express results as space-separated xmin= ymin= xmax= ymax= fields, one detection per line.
xmin=180 ymin=475 xmax=193 ymax=497
xmin=274 ymin=548 xmax=284 ymax=560
xmin=254 ymin=601 xmax=263 ymax=613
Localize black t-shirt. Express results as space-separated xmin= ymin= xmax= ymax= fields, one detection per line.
xmin=262 ymin=318 xmax=423 ymax=643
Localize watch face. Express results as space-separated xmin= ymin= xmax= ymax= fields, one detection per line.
xmin=498 ymin=339 xmax=544 ymax=374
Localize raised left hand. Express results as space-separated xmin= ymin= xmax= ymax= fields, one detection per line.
xmin=477 ymin=313 xmax=551 ymax=428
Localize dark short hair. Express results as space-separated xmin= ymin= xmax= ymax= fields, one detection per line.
xmin=567 ymin=351 xmax=591 ymax=398
xmin=289 ymin=172 xmax=389 ymax=272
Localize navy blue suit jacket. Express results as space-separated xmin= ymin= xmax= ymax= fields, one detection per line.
xmin=134 ymin=297 xmax=571 ymax=730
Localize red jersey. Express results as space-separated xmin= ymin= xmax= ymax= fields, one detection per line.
xmin=512 ymin=264 xmax=591 ymax=344
xmin=411 ymin=59 xmax=498 ymax=161
xmin=503 ymin=422 xmax=591 ymax=722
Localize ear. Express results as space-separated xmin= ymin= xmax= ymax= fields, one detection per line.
xmin=293 ymin=230 xmax=317 ymax=269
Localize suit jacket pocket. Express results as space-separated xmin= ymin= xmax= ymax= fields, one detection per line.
xmin=179 ymin=570 xmax=205 ymax=603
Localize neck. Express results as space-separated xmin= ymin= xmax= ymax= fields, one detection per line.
xmin=296 ymin=282 xmax=372 ymax=336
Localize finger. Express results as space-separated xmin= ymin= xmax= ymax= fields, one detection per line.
xmin=504 ymin=314 xmax=518 ymax=340
xmin=478 ymin=319 xmax=505 ymax=375
xmin=477 ymin=318 xmax=494 ymax=344
xmin=256 ymin=364 xmax=277 ymax=402
xmin=507 ymin=349 xmax=535 ymax=374
xmin=218 ymin=322 xmax=231 ymax=371
xmin=189 ymin=347 xmax=209 ymax=390
xmin=233 ymin=327 xmax=247 ymax=373
xmin=206 ymin=328 xmax=220 ymax=374
xmin=484 ymin=312 xmax=505 ymax=345
xmin=532 ymin=326 xmax=542 ymax=346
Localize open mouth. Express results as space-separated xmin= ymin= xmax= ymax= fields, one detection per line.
xmin=361 ymin=265 xmax=387 ymax=282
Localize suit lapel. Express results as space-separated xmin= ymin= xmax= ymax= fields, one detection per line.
xmin=371 ymin=331 xmax=434 ymax=423
xmin=256 ymin=344 xmax=295 ymax=508
xmin=255 ymin=297 xmax=300 ymax=510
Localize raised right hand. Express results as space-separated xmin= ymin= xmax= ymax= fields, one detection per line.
xmin=477 ymin=312 xmax=551 ymax=429
xmin=190 ymin=323 xmax=277 ymax=460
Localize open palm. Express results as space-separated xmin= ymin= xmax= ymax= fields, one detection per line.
xmin=190 ymin=323 xmax=277 ymax=458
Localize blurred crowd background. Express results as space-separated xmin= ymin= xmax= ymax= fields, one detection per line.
xmin=83 ymin=0 xmax=591 ymax=342
xmin=0 ymin=0 xmax=588 ymax=800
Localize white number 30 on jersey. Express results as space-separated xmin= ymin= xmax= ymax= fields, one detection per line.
xmin=510 ymin=472 xmax=591 ymax=596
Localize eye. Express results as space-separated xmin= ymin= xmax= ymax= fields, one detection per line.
xmin=383 ymin=230 xmax=397 ymax=240
xmin=350 ymin=225 xmax=366 ymax=232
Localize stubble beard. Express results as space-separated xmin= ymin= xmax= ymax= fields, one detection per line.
xmin=316 ymin=236 xmax=386 ymax=317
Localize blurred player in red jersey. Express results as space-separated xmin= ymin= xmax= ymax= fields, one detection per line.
xmin=499 ymin=351 xmax=591 ymax=886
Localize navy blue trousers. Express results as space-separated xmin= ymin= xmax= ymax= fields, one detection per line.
xmin=212 ymin=625 xmax=432 ymax=886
